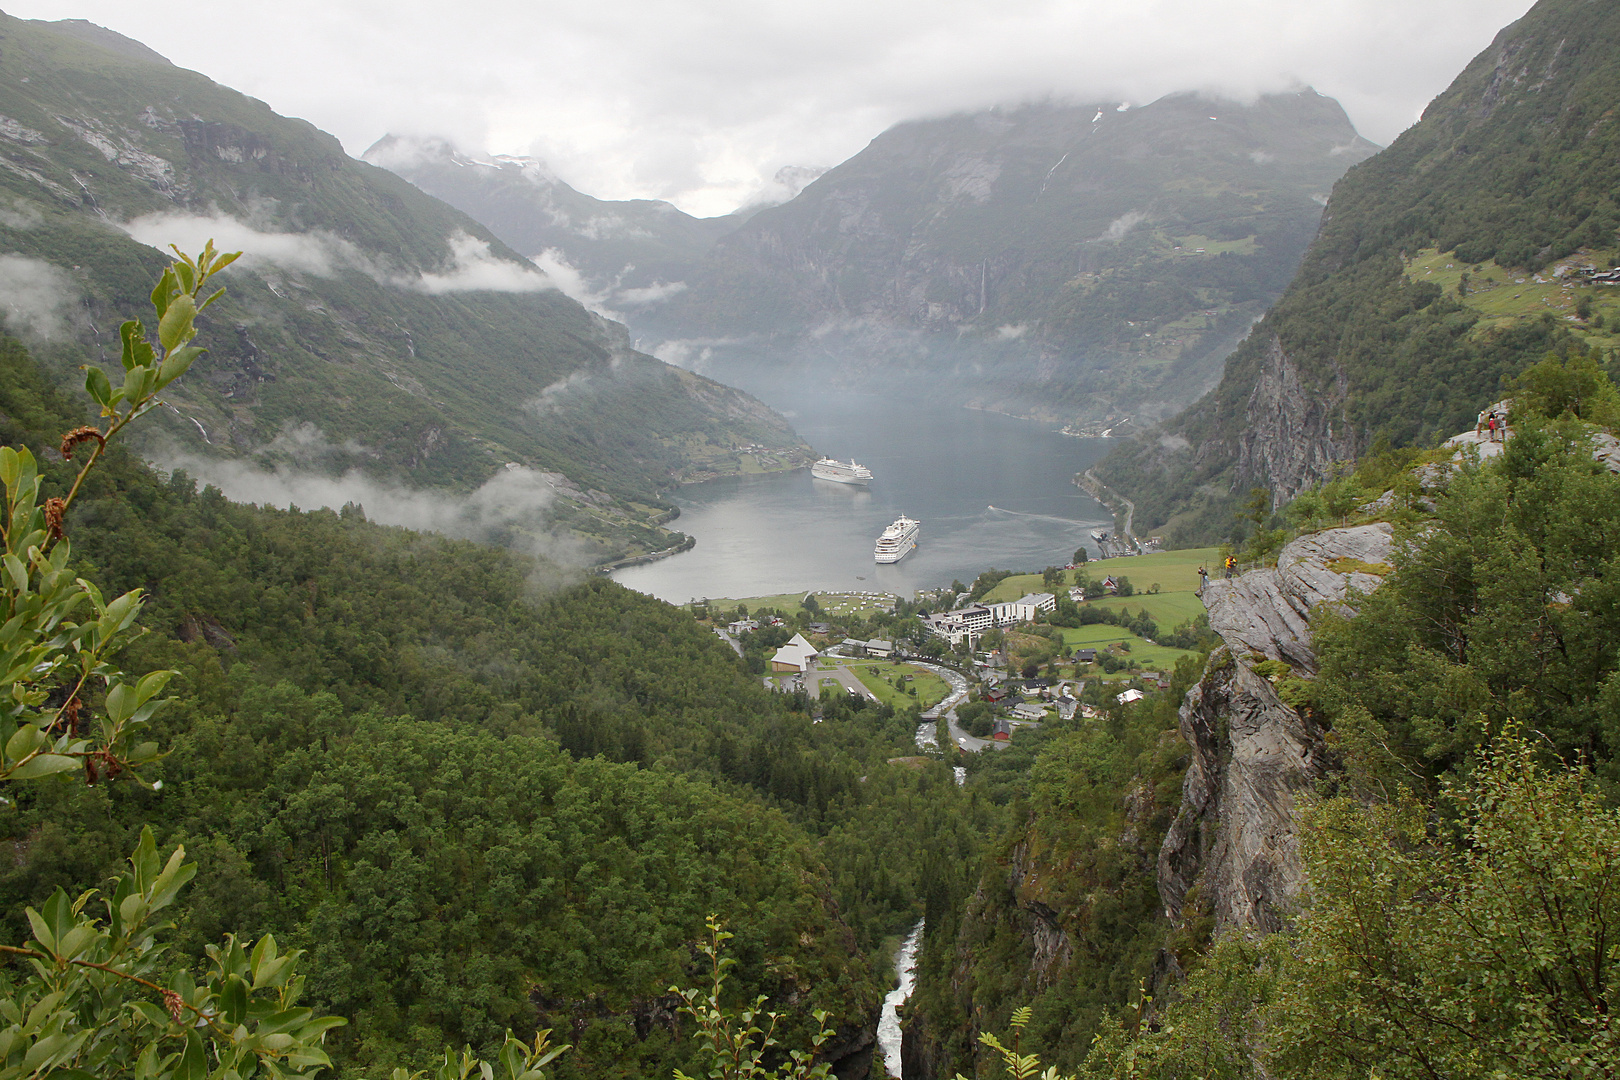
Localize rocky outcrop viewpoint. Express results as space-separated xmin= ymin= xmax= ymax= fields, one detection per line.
xmin=1158 ymin=523 xmax=1393 ymax=938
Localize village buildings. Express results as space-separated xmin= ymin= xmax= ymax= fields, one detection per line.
xmin=769 ymin=633 xmax=819 ymax=673
xmin=922 ymin=591 xmax=1056 ymax=645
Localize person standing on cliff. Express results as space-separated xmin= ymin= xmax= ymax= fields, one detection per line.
xmin=1224 ymin=555 xmax=1236 ymax=578
xmin=1198 ymin=565 xmax=1209 ymax=594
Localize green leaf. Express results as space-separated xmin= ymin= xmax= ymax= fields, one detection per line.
xmin=150 ymin=270 xmax=175 ymax=317
xmin=10 ymin=753 xmax=78 ymax=779
xmin=157 ymin=293 xmax=196 ymax=352
xmin=84 ymin=366 xmax=113 ymax=409
xmin=220 ymin=974 xmax=249 ymax=1027
xmin=6 ymin=721 xmax=43 ymax=762
xmin=147 ymin=845 xmax=195 ymax=912
xmin=3 ymin=553 xmax=29 ymax=593
xmin=119 ymin=320 xmax=155 ymax=371
xmin=250 ymin=935 xmax=277 ymax=984
xmin=25 ymin=906 xmax=55 ymax=954
xmin=172 ymin=259 xmax=195 ymax=296
xmin=120 ymin=366 xmax=156 ymax=409
xmin=105 ymin=683 xmax=135 ymax=725
xmin=157 ymin=345 xmax=203 ymax=389
xmin=41 ymin=889 xmax=75 ymax=946
xmin=134 ymin=669 xmax=173 ymax=705
xmin=175 ymin=1031 xmax=208 ymax=1080
xmin=131 ymin=826 xmax=160 ymax=888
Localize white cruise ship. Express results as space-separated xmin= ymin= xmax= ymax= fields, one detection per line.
xmin=874 ymin=515 xmax=920 ymax=563
xmin=812 ymin=457 xmax=874 ymax=486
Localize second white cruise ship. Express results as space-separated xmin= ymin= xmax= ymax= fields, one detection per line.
xmin=874 ymin=515 xmax=920 ymax=563
xmin=811 ymin=457 xmax=874 ymax=486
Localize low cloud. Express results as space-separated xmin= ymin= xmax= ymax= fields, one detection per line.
xmin=736 ymin=164 xmax=831 ymax=211
xmin=411 ymin=232 xmax=551 ymax=293
xmin=1099 ymin=210 xmax=1147 ymax=242
xmin=644 ymin=335 xmax=750 ymax=376
xmin=994 ymin=323 xmax=1027 ymax=340
xmin=1159 ymin=433 xmax=1191 ymax=452
xmin=529 ymin=369 xmax=593 ymax=414
xmin=531 ymin=248 xmax=619 ymax=317
xmin=123 ymin=212 xmax=552 ymax=295
xmin=41 ymin=0 xmax=1531 ymax=217
xmin=650 ymin=338 xmax=709 ymax=372
xmin=0 ymin=255 xmax=78 ymax=341
xmin=124 ymin=210 xmax=370 ymax=277
xmin=616 ymin=280 xmax=687 ymax=306
xmin=160 ymin=445 xmax=586 ymax=567
xmin=0 ymin=199 xmax=42 ymax=230
xmin=259 ymin=421 xmax=369 ymax=461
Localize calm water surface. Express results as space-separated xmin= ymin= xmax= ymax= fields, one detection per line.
xmin=613 ymin=392 xmax=1114 ymax=603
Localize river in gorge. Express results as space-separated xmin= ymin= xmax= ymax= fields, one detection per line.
xmin=613 ymin=390 xmax=1116 ymax=603
xmin=879 ymin=920 xmax=926 ymax=1077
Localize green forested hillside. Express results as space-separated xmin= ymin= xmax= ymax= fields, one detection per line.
xmin=908 ymin=658 xmax=1202 ymax=1077
xmin=1070 ymin=402 xmax=1620 ymax=1078
xmin=1099 ymin=0 xmax=1620 ymax=542
xmin=0 ymin=329 xmax=991 ymax=1077
xmin=0 ymin=13 xmax=809 ymax=562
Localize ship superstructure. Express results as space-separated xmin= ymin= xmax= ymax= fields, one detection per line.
xmin=874 ymin=515 xmax=920 ymax=563
xmin=811 ymin=457 xmax=874 ymax=486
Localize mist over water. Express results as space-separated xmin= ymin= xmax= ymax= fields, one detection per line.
xmin=612 ymin=390 xmax=1114 ymax=603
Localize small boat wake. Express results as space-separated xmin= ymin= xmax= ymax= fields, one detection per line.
xmin=986 ymin=504 xmax=1099 ymax=528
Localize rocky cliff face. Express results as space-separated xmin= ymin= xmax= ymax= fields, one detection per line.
xmin=1100 ymin=0 xmax=1620 ymax=542
xmin=1232 ymin=336 xmax=1362 ymax=508
xmin=901 ymin=524 xmax=1397 ymax=1077
xmin=1158 ymin=523 xmax=1393 ymax=940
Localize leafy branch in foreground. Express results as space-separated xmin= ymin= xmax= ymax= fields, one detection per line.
xmin=0 ymin=827 xmax=344 ymax=1078
xmin=0 ymin=241 xmax=237 ymax=790
xmin=672 ymin=915 xmax=834 ymax=1080
xmin=0 ymin=243 xmax=572 ymax=1078
xmin=970 ymin=1007 xmax=1072 ymax=1080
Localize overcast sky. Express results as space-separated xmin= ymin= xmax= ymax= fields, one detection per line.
xmin=7 ymin=0 xmax=1537 ymax=216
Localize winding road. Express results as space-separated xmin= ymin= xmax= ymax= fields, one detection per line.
xmin=1081 ymin=467 xmax=1136 ymax=548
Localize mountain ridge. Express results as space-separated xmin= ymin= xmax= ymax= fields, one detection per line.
xmin=630 ymin=89 xmax=1377 ymax=427
xmin=0 ymin=12 xmax=810 ymax=563
xmin=1097 ymin=0 xmax=1620 ymax=542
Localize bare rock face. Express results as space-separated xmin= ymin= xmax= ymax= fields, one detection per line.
xmin=1200 ymin=522 xmax=1393 ymax=676
xmin=1159 ymin=522 xmax=1393 ymax=937
xmin=1233 ymin=336 xmax=1362 ymax=508
xmin=1590 ymin=432 xmax=1620 ymax=474
xmin=1158 ymin=650 xmax=1328 ymax=933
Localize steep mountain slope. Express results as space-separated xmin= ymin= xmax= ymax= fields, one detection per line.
xmin=636 ymin=91 xmax=1376 ymax=427
xmin=0 ymin=328 xmax=902 ymax=1078
xmin=0 ymin=13 xmax=809 ymax=562
xmin=365 ymin=137 xmax=808 ymax=314
xmin=1099 ymin=0 xmax=1620 ymax=542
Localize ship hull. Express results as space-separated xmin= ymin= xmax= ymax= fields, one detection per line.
xmin=811 ymin=458 xmax=874 ymax=486
xmin=874 ymin=516 xmax=920 ymax=563
xmin=812 ymin=466 xmax=871 ymax=486
xmin=874 ymin=542 xmax=915 ymax=564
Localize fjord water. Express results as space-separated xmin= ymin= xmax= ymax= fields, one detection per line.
xmin=613 ymin=390 xmax=1114 ymax=603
